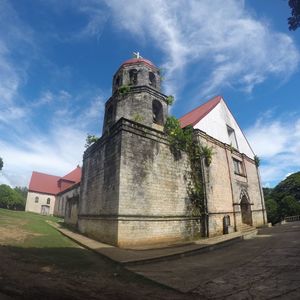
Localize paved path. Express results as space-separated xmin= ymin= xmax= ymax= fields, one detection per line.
xmin=128 ymin=222 xmax=300 ymax=299
xmin=50 ymin=221 xmax=252 ymax=264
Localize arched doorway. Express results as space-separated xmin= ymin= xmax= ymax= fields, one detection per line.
xmin=240 ymin=195 xmax=252 ymax=226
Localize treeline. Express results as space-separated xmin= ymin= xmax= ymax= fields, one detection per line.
xmin=264 ymin=172 xmax=300 ymax=224
xmin=0 ymin=185 xmax=27 ymax=211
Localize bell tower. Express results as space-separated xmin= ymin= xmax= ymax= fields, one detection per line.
xmin=102 ymin=54 xmax=168 ymax=132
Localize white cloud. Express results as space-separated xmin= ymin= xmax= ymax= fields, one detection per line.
xmin=246 ymin=115 xmax=300 ymax=186
xmin=0 ymin=0 xmax=35 ymax=126
xmin=98 ymin=0 xmax=299 ymax=98
xmin=0 ymin=127 xmax=85 ymax=187
xmin=0 ymin=90 xmax=104 ymax=187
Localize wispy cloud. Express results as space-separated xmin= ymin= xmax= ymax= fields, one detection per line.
xmin=0 ymin=0 xmax=35 ymax=126
xmin=0 ymin=87 xmax=105 ymax=187
xmin=246 ymin=113 xmax=300 ymax=186
xmin=98 ymin=0 xmax=299 ymax=99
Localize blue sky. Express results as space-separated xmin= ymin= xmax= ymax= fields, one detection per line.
xmin=0 ymin=0 xmax=299 ymax=188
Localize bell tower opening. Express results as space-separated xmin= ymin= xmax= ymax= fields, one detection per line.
xmin=152 ymin=100 xmax=163 ymax=125
xmin=129 ymin=69 xmax=138 ymax=85
xmin=149 ymin=72 xmax=156 ymax=88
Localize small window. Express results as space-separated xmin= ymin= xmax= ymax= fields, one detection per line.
xmin=35 ymin=196 xmax=39 ymax=203
xmin=227 ymin=125 xmax=238 ymax=150
xmin=47 ymin=198 xmax=51 ymax=205
xmin=233 ymin=158 xmax=245 ymax=176
xmin=149 ymin=72 xmax=156 ymax=87
xmin=129 ymin=69 xmax=138 ymax=85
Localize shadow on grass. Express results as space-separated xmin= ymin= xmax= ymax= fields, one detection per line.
xmin=0 ymin=245 xmax=183 ymax=300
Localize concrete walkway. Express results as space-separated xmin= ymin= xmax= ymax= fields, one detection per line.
xmin=48 ymin=222 xmax=300 ymax=299
xmin=129 ymin=222 xmax=300 ymax=298
xmin=49 ymin=221 xmax=253 ymax=265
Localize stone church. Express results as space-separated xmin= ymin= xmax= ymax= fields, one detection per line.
xmin=66 ymin=56 xmax=267 ymax=248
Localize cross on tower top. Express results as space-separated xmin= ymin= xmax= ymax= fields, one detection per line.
xmin=133 ymin=51 xmax=143 ymax=59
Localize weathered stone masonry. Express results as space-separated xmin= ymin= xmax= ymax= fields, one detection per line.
xmin=79 ymin=118 xmax=201 ymax=247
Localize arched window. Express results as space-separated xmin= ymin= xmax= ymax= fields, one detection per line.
xmin=47 ymin=198 xmax=51 ymax=205
xmin=152 ymin=100 xmax=163 ymax=125
xmin=115 ymin=75 xmax=122 ymax=87
xmin=129 ymin=69 xmax=138 ymax=85
xmin=35 ymin=196 xmax=39 ymax=203
xmin=149 ymin=72 xmax=156 ymax=87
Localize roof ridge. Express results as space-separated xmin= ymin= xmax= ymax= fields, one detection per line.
xmin=179 ymin=95 xmax=222 ymax=128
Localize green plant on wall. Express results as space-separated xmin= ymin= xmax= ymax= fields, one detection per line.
xmin=164 ymin=116 xmax=193 ymax=151
xmin=118 ymin=85 xmax=131 ymax=95
xmin=85 ymin=134 xmax=99 ymax=148
xmin=164 ymin=116 xmax=213 ymax=218
xmin=166 ymin=95 xmax=174 ymax=106
xmin=158 ymin=67 xmax=166 ymax=81
xmin=201 ymin=145 xmax=214 ymax=166
xmin=254 ymin=155 xmax=260 ymax=167
xmin=132 ymin=113 xmax=144 ymax=123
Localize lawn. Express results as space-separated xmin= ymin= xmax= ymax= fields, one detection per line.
xmin=0 ymin=208 xmax=96 ymax=270
xmin=0 ymin=208 xmax=189 ymax=300
xmin=0 ymin=208 xmax=71 ymax=247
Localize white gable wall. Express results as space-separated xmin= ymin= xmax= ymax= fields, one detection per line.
xmin=194 ymin=99 xmax=254 ymax=159
xmin=25 ymin=191 xmax=56 ymax=215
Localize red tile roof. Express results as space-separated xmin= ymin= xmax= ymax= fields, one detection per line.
xmin=61 ymin=166 xmax=81 ymax=183
xmin=28 ymin=166 xmax=82 ymax=195
xmin=28 ymin=172 xmax=61 ymax=195
xmin=179 ymin=95 xmax=222 ymax=128
xmin=121 ymin=58 xmax=157 ymax=69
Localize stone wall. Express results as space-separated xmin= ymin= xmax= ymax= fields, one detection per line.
xmin=78 ymin=122 xmax=123 ymax=245
xmin=78 ymin=118 xmax=201 ymax=247
xmin=196 ymin=130 xmax=266 ymax=237
xmin=118 ymin=120 xmax=201 ymax=247
xmin=78 ymin=119 xmax=266 ymax=247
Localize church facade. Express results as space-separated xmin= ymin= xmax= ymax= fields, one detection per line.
xmin=74 ymin=57 xmax=266 ymax=248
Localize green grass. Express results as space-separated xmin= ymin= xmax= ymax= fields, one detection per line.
xmin=0 ymin=208 xmax=99 ymax=270
xmin=0 ymin=208 xmax=73 ymax=248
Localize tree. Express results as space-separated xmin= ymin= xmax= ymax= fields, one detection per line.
xmin=0 ymin=157 xmax=3 ymax=171
xmin=272 ymin=172 xmax=300 ymax=201
xmin=0 ymin=184 xmax=26 ymax=211
xmin=288 ymin=0 xmax=300 ymax=31
xmin=280 ymin=195 xmax=300 ymax=218
xmin=265 ymin=198 xmax=280 ymax=224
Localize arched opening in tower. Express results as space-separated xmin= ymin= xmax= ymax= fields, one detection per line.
xmin=149 ymin=72 xmax=156 ymax=88
xmin=129 ymin=69 xmax=138 ymax=85
xmin=152 ymin=100 xmax=163 ymax=125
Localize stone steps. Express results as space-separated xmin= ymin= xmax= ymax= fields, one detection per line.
xmin=239 ymin=223 xmax=258 ymax=239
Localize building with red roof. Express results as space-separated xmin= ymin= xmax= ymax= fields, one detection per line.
xmin=25 ymin=166 xmax=81 ymax=216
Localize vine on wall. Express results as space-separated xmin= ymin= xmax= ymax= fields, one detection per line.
xmin=164 ymin=116 xmax=213 ymax=217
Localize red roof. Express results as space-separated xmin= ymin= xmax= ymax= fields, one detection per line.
xmin=28 ymin=172 xmax=61 ymax=195
xmin=121 ymin=58 xmax=157 ymax=69
xmin=28 ymin=166 xmax=82 ymax=195
xmin=61 ymin=166 xmax=81 ymax=183
xmin=179 ymin=95 xmax=222 ymax=128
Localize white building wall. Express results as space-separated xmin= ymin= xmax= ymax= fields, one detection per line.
xmin=25 ymin=191 xmax=56 ymax=215
xmin=194 ymin=99 xmax=254 ymax=159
